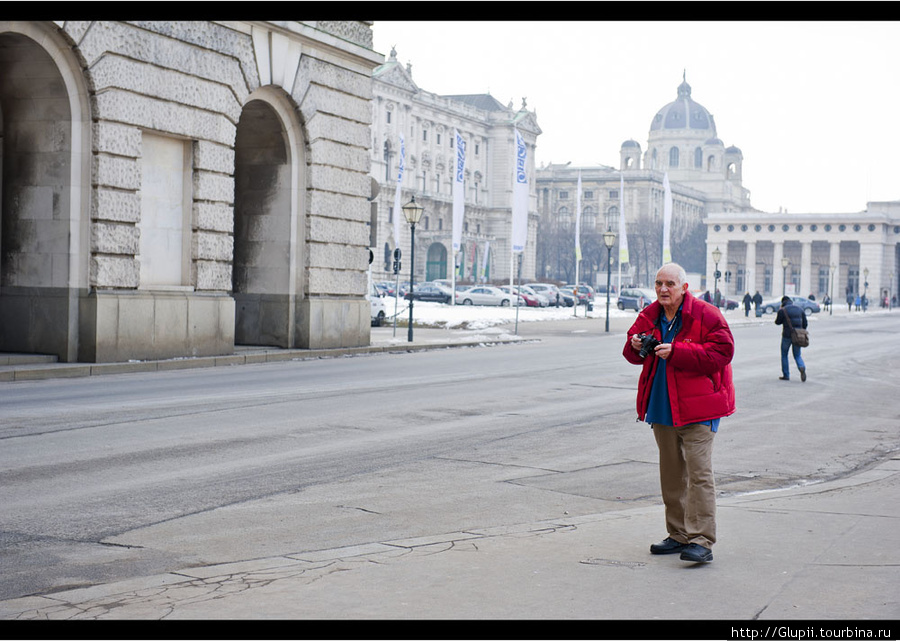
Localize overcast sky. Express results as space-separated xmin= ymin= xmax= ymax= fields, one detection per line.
xmin=371 ymin=20 xmax=900 ymax=215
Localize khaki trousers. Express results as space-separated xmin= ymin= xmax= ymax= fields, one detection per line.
xmin=652 ymin=422 xmax=717 ymax=548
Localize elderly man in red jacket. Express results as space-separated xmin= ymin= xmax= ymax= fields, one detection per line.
xmin=623 ymin=263 xmax=736 ymax=563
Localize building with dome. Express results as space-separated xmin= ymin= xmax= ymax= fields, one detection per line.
xmin=537 ymin=74 xmax=900 ymax=303
xmin=535 ymin=74 xmax=754 ymax=289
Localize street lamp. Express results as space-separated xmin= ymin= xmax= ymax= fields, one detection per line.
xmin=712 ymin=247 xmax=722 ymax=307
xmin=402 ymin=196 xmax=424 ymax=342
xmin=603 ymin=227 xmax=617 ymax=332
xmin=829 ymin=262 xmax=836 ymax=316
xmin=781 ymin=256 xmax=790 ymax=296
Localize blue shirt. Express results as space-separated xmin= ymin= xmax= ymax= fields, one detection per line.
xmin=645 ymin=305 xmax=720 ymax=432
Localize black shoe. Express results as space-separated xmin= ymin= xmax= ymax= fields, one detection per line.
xmin=650 ymin=537 xmax=688 ymax=555
xmin=680 ymin=543 xmax=713 ymax=563
xmin=800 ymin=367 xmax=807 ymax=382
xmin=779 ymin=376 xmax=789 ymax=381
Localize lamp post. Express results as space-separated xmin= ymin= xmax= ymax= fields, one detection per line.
xmin=781 ymin=256 xmax=790 ymax=296
xmin=603 ymin=228 xmax=617 ymax=332
xmin=712 ymin=246 xmax=722 ymax=307
xmin=829 ymin=262 xmax=836 ymax=316
xmin=402 ymin=196 xmax=424 ymax=342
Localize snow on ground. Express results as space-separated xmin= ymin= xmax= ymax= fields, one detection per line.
xmin=382 ymin=296 xmax=632 ymax=330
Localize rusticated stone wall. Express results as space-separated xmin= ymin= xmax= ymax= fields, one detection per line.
xmin=0 ymin=20 xmax=382 ymax=361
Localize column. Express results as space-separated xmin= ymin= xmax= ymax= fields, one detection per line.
xmin=745 ymin=240 xmax=757 ymax=295
xmin=773 ymin=241 xmax=785 ymax=297
xmin=829 ymin=242 xmax=841 ymax=305
xmin=860 ymin=242 xmax=884 ymax=302
xmin=800 ymin=241 xmax=812 ymax=297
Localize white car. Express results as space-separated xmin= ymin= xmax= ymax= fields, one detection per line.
xmin=455 ymin=286 xmax=516 ymax=307
xmin=368 ymin=281 xmax=387 ymax=326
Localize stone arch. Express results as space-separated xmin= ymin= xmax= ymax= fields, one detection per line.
xmin=425 ymin=242 xmax=447 ymax=282
xmin=232 ymin=86 xmax=306 ymax=348
xmin=0 ymin=22 xmax=91 ymax=361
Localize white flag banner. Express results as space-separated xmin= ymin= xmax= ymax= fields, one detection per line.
xmin=575 ymin=171 xmax=582 ymax=261
xmin=619 ymin=172 xmax=629 ymax=264
xmin=481 ymin=240 xmax=490 ymax=281
xmin=662 ymin=171 xmax=673 ymax=264
xmin=452 ymin=129 xmax=466 ymax=253
xmin=392 ymin=134 xmax=406 ymax=250
xmin=511 ymin=129 xmax=528 ymax=253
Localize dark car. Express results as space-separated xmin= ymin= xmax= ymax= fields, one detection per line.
xmin=408 ymin=284 xmax=452 ymax=304
xmin=760 ymin=296 xmax=821 ymax=315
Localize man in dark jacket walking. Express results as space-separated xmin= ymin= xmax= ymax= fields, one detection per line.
xmin=775 ymin=295 xmax=807 ymax=381
xmin=623 ymin=263 xmax=736 ymax=564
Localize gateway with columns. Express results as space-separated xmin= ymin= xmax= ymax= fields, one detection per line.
xmin=705 ymin=201 xmax=900 ymax=304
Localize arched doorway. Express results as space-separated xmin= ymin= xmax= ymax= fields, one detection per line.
xmin=0 ymin=24 xmax=90 ymax=361
xmin=232 ymin=90 xmax=305 ymax=347
xmin=426 ymin=242 xmax=447 ymax=282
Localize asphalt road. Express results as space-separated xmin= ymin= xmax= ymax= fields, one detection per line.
xmin=0 ymin=310 xmax=897 ymax=602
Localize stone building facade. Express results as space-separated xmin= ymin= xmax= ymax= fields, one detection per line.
xmin=368 ymin=47 xmax=541 ymax=286
xmin=706 ymin=203 xmax=900 ymax=304
xmin=535 ymin=76 xmax=754 ymax=287
xmin=0 ymin=20 xmax=382 ymax=362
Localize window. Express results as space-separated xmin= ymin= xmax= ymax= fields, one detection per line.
xmin=694 ymin=147 xmax=702 ymax=168
xmin=436 ymin=133 xmax=441 ymax=145
xmin=669 ymin=147 xmax=679 ymax=167
xmin=609 ymin=190 xmax=618 ymax=199
xmin=559 ymin=191 xmax=569 ymax=200
xmin=423 ymin=129 xmax=427 ymax=142
xmin=475 ymin=144 xmax=480 ymax=155
xmin=386 ymin=110 xmax=391 ymax=124
xmin=584 ymin=190 xmax=593 ymax=200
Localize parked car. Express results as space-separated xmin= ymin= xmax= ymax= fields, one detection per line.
xmin=408 ymin=284 xmax=452 ymax=304
xmin=617 ymin=287 xmax=656 ymax=311
xmin=455 ymin=286 xmax=517 ymax=307
xmin=499 ymin=285 xmax=544 ymax=307
xmin=525 ymin=283 xmax=574 ymax=307
xmin=759 ymin=295 xmax=821 ymax=315
xmin=561 ymin=285 xmax=591 ymax=306
xmin=519 ymin=285 xmax=550 ymax=307
xmin=368 ymin=281 xmax=387 ymax=327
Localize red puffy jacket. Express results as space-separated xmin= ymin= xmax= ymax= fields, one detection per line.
xmin=622 ymin=290 xmax=736 ymax=426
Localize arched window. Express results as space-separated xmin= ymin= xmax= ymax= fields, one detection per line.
xmin=669 ymin=147 xmax=679 ymax=167
xmin=605 ymin=206 xmax=618 ymax=231
xmin=694 ymin=147 xmax=702 ymax=168
xmin=707 ymin=155 xmax=716 ymax=171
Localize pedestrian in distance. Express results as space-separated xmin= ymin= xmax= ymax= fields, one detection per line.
xmin=623 ymin=263 xmax=736 ymax=564
xmin=742 ymin=292 xmax=752 ymax=317
xmin=846 ymin=292 xmax=854 ymax=312
xmin=775 ymin=295 xmax=807 ymax=382
xmin=855 ymin=294 xmax=861 ymax=311
xmin=753 ymin=290 xmax=763 ymax=316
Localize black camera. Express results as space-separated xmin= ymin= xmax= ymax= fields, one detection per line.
xmin=637 ymin=333 xmax=662 ymax=358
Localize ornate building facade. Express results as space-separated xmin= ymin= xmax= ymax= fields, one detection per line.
xmin=0 ymin=20 xmax=381 ymax=363
xmin=535 ymin=75 xmax=754 ymax=287
xmin=536 ymin=74 xmax=900 ymax=302
xmin=369 ymin=47 xmax=541 ymax=286
xmin=706 ymin=203 xmax=900 ymax=304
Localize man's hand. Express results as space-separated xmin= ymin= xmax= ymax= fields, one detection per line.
xmin=655 ymin=343 xmax=673 ymax=360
